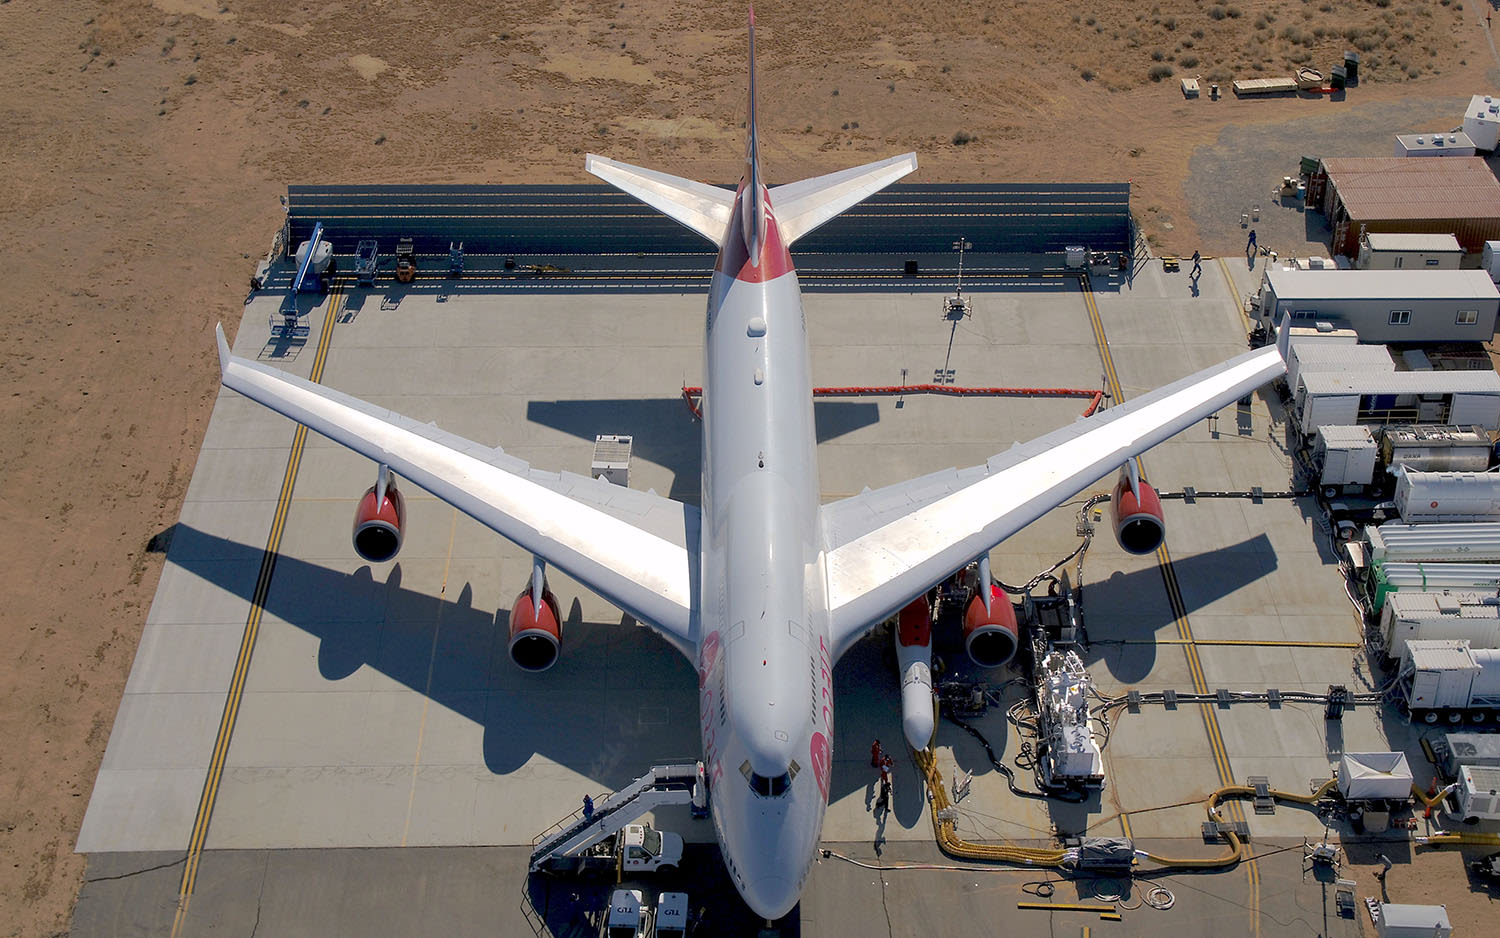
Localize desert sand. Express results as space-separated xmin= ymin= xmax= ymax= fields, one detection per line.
xmin=3 ymin=1 xmax=1497 ymax=935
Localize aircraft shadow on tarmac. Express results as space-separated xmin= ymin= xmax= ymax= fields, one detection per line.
xmin=163 ymin=524 xmax=1274 ymax=802
xmin=524 ymin=398 xmax=881 ymax=504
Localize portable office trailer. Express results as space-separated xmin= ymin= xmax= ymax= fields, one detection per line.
xmin=1380 ymin=589 xmax=1500 ymax=661
xmin=1394 ymin=132 xmax=1476 ymax=159
xmin=1286 ymin=339 xmax=1391 ymax=396
xmin=1295 ymin=371 xmax=1500 ymax=437
xmin=1254 ymin=269 xmax=1500 ymax=342
xmin=1356 ymin=232 xmax=1464 ymax=269
xmin=1463 ymin=94 xmax=1500 ymax=150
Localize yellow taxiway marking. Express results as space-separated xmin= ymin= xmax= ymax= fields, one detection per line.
xmin=171 ymin=287 xmax=343 ymax=938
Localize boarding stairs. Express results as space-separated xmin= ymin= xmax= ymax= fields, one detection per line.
xmin=528 ymin=762 xmax=704 ymax=873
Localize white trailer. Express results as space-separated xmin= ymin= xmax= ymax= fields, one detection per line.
xmin=1381 ymin=590 xmax=1500 ymax=661
xmin=1398 ymin=639 xmax=1500 ymax=723
xmin=1456 ymin=764 xmax=1500 ymax=822
xmin=1365 ymin=522 xmax=1500 ymax=563
xmin=1315 ymin=425 xmax=1378 ymax=490
xmin=1254 ymin=268 xmax=1500 ymax=343
xmin=1395 ymin=468 xmax=1500 ymax=522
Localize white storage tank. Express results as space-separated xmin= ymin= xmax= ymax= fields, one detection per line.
xmin=1314 ymin=425 xmax=1378 ymax=489
xmin=1381 ymin=589 xmax=1500 ymax=661
xmin=1376 ymin=903 xmax=1451 ymax=938
xmin=1381 ymin=425 xmax=1493 ymax=474
xmin=1395 ymin=468 xmax=1500 ymax=522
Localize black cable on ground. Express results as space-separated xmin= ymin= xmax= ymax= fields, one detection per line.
xmin=943 ymin=712 xmax=1087 ymax=803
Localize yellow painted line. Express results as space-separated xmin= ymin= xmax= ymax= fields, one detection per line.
xmin=170 ymin=288 xmax=344 ymax=937
xmin=1119 ymin=812 xmax=1133 ymax=841
xmin=402 ymin=508 xmax=460 ymax=846
xmin=1018 ymin=902 xmax=1116 ymax=913
xmin=1099 ymin=912 xmax=1123 ymax=922
xmin=1082 ymin=273 xmax=1254 ymax=897
xmin=1122 ymin=638 xmax=1359 ymax=649
xmin=1217 ymin=256 xmax=1255 ymax=334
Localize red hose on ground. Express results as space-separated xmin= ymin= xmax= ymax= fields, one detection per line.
xmin=680 ymin=386 xmax=1104 ymax=419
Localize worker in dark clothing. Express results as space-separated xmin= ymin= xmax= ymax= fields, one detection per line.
xmin=1246 ymin=229 xmax=1258 ymax=255
xmin=875 ymin=775 xmax=891 ymax=814
xmin=582 ymin=795 xmax=594 ymax=821
xmin=1191 ymin=250 xmax=1202 ymax=278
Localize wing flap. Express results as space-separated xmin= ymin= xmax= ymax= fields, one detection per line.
xmin=822 ymin=343 xmax=1285 ymax=660
xmin=216 ymin=326 xmax=697 ymax=656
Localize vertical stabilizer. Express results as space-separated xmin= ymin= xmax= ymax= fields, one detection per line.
xmin=742 ymin=6 xmax=766 ymax=266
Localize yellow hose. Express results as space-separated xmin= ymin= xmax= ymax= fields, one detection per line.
xmin=914 ymin=746 xmax=1068 ymax=865
xmin=1417 ymin=832 xmax=1500 ymax=846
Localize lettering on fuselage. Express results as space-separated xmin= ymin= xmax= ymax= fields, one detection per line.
xmin=809 ymin=634 xmax=832 ymax=798
xmin=698 ymin=630 xmax=726 ymax=787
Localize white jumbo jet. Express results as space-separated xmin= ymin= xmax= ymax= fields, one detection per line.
xmin=215 ymin=11 xmax=1287 ymax=922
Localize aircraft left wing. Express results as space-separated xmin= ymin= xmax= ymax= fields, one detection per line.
xmin=821 ymin=339 xmax=1286 ymax=661
xmin=215 ymin=326 xmax=698 ymax=658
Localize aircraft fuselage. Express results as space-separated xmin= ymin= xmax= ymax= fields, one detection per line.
xmin=696 ymin=184 xmax=830 ymax=919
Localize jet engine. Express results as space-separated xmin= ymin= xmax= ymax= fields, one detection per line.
xmin=509 ymin=559 xmax=562 ymax=672
xmin=894 ymin=597 xmax=935 ymax=750
xmin=963 ymin=583 xmax=1019 ymax=669
xmin=352 ymin=466 xmax=405 ymax=563
xmin=1110 ymin=468 xmax=1165 ymax=555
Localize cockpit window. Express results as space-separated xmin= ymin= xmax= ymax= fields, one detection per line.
xmin=741 ymin=759 xmax=799 ymax=798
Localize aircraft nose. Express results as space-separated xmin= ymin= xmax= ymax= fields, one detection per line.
xmin=743 ymin=874 xmax=798 ymax=921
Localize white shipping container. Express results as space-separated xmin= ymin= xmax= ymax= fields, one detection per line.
xmin=1381 ymin=590 xmax=1500 ymax=660
xmin=1395 ymin=469 xmax=1500 ymax=522
xmin=1315 ymin=426 xmax=1378 ymax=487
xmin=1404 ymin=640 xmax=1481 ymax=710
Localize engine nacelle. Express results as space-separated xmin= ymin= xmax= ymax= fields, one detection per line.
xmin=895 ymin=597 xmax=935 ymax=751
xmin=1111 ymin=473 xmax=1165 ymax=555
xmin=963 ymin=584 xmax=1019 ymax=669
xmin=509 ymin=586 xmax=562 ymax=672
xmin=352 ymin=480 xmax=405 ymax=563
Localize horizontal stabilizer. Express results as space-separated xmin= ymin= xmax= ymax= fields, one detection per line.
xmin=769 ymin=153 xmax=918 ymax=246
xmin=586 ymin=154 xmax=735 ymax=246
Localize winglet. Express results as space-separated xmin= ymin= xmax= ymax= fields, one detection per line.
xmin=1274 ymin=313 xmax=1292 ymax=363
xmin=215 ymin=323 xmax=231 ymax=375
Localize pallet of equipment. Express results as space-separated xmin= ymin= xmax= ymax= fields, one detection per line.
xmin=1233 ymin=77 xmax=1299 ymax=95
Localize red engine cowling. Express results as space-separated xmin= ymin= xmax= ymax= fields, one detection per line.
xmin=352 ymin=481 xmax=405 ymax=563
xmin=963 ymin=584 xmax=1019 ymax=669
xmin=1111 ymin=474 xmax=1165 ymax=555
xmin=509 ymin=586 xmax=562 ymax=672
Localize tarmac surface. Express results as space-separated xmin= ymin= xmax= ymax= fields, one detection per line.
xmin=73 ymin=252 xmax=1462 ymax=936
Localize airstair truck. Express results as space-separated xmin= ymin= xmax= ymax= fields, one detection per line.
xmin=529 ymin=763 xmax=702 ymax=876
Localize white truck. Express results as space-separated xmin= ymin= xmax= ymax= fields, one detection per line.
xmin=1396 ymin=639 xmax=1500 ymax=723
xmin=536 ymin=822 xmax=682 ymax=877
xmin=607 ymin=889 xmax=651 ymax=938
xmin=654 ymin=891 xmax=690 ymax=938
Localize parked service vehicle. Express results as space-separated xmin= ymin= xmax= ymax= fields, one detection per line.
xmin=607 ymin=889 xmax=650 ymax=938
xmin=654 ymin=892 xmax=690 ymax=938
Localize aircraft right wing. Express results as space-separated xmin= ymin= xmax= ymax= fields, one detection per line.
xmin=821 ymin=337 xmax=1287 ymax=662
